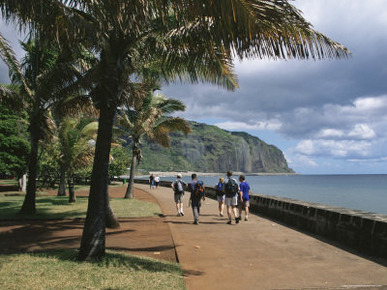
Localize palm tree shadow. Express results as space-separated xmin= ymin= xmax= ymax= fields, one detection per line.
xmin=32 ymin=250 xmax=182 ymax=273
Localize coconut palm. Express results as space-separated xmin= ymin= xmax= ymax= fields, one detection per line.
xmin=1 ymin=0 xmax=350 ymax=260
xmin=58 ymin=117 xmax=96 ymax=202
xmin=117 ymin=90 xmax=191 ymax=199
xmin=0 ymin=35 xmax=86 ymax=213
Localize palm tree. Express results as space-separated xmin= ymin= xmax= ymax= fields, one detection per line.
xmin=1 ymin=0 xmax=350 ymax=260
xmin=58 ymin=117 xmax=96 ymax=202
xmin=117 ymin=91 xmax=191 ymax=199
xmin=0 ymin=35 xmax=84 ymax=213
xmin=57 ymin=116 xmax=121 ymax=228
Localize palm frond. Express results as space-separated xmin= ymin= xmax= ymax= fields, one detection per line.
xmin=0 ymin=32 xmax=32 ymax=99
xmin=163 ymin=0 xmax=350 ymax=60
xmin=157 ymin=98 xmax=186 ymax=114
xmin=81 ymin=121 xmax=99 ymax=140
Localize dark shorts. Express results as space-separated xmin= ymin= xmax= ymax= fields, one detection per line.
xmin=174 ymin=192 xmax=184 ymax=203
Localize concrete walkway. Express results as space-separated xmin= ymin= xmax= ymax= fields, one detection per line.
xmin=136 ymin=183 xmax=387 ymax=290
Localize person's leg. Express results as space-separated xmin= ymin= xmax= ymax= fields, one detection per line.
xmin=179 ymin=201 xmax=184 ymax=216
xmin=174 ymin=194 xmax=181 ymax=216
xmin=232 ymin=195 xmax=240 ymax=223
xmin=232 ymin=206 xmax=239 ymax=223
xmin=220 ymin=202 xmax=224 ymax=216
xmin=245 ymin=201 xmax=249 ymax=220
xmin=175 ymin=202 xmax=181 ymax=216
xmin=227 ymin=205 xmax=232 ymax=224
xmin=192 ymin=202 xmax=199 ymax=224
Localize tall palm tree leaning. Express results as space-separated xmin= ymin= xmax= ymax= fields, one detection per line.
xmin=117 ymin=91 xmax=191 ymax=199
xmin=1 ymin=1 xmax=350 ymax=260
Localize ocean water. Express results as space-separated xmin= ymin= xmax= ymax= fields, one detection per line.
xmin=156 ymin=174 xmax=387 ymax=215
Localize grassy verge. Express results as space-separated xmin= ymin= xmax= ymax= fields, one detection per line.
xmin=0 ymin=179 xmax=17 ymax=185
xmin=0 ymin=250 xmax=186 ymax=289
xmin=0 ymin=182 xmax=185 ymax=289
xmin=0 ymin=194 xmax=162 ymax=220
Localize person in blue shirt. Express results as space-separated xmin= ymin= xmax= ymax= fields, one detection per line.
xmin=215 ymin=177 xmax=225 ymax=217
xmin=238 ymin=175 xmax=251 ymax=221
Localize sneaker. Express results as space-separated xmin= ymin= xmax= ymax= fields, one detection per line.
xmin=193 ymin=221 xmax=199 ymax=225
xmin=181 ymin=212 xmax=184 ymax=216
xmin=227 ymin=220 xmax=232 ymax=225
xmin=235 ymin=217 xmax=240 ymax=224
xmin=219 ymin=213 xmax=223 ymax=217
xmin=177 ymin=213 xmax=181 ymax=217
xmin=245 ymin=216 xmax=248 ymax=221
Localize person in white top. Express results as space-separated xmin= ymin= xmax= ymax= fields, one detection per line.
xmin=154 ymin=175 xmax=160 ymax=188
xmin=171 ymin=174 xmax=186 ymax=216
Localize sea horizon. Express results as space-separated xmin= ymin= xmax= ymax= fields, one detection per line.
xmin=134 ymin=173 xmax=387 ymax=215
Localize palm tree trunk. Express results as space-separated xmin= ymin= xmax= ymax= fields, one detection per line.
xmin=20 ymin=121 xmax=39 ymax=214
xmin=18 ymin=174 xmax=27 ymax=192
xmin=68 ymin=176 xmax=76 ymax=203
xmin=105 ymin=187 xmax=120 ymax=228
xmin=78 ymin=104 xmax=115 ymax=261
xmin=124 ymin=148 xmax=136 ymax=199
xmin=57 ymin=163 xmax=66 ymax=196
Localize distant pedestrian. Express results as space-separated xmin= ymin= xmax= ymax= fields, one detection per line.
xmin=223 ymin=171 xmax=240 ymax=224
xmin=171 ymin=173 xmax=186 ymax=216
xmin=154 ymin=175 xmax=160 ymax=188
xmin=149 ymin=174 xmax=155 ymax=189
xmin=215 ymin=177 xmax=225 ymax=217
xmin=188 ymin=173 xmax=206 ymax=225
xmin=238 ymin=175 xmax=251 ymax=221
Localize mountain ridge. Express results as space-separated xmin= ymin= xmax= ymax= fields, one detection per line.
xmin=135 ymin=121 xmax=295 ymax=174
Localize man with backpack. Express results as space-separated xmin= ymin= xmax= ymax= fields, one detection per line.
xmin=188 ymin=173 xmax=206 ymax=225
xmin=223 ymin=171 xmax=240 ymax=224
xmin=171 ymin=173 xmax=187 ymax=216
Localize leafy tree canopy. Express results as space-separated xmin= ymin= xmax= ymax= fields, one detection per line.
xmin=0 ymin=103 xmax=30 ymax=178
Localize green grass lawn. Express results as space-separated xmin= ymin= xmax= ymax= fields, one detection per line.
xmin=0 ymin=179 xmax=17 ymax=185
xmin=0 ymin=182 xmax=185 ymax=289
xmin=0 ymin=193 xmax=161 ymax=220
xmin=0 ymin=250 xmax=186 ymax=289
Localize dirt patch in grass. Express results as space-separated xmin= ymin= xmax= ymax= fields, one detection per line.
xmin=0 ymin=186 xmax=176 ymax=263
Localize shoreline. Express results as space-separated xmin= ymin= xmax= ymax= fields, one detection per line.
xmin=139 ymin=171 xmax=298 ymax=178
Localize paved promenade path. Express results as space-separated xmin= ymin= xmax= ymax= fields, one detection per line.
xmin=138 ymin=183 xmax=387 ymax=290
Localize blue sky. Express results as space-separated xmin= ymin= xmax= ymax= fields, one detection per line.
xmin=1 ymin=1 xmax=387 ymax=174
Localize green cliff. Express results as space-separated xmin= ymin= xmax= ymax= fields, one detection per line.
xmin=135 ymin=121 xmax=294 ymax=173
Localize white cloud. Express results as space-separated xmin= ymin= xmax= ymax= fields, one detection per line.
xmin=215 ymin=120 xmax=281 ymax=131
xmin=348 ymin=124 xmax=376 ymax=139
xmin=294 ymin=139 xmax=372 ymax=159
xmin=316 ymin=129 xmax=344 ymax=139
xmin=286 ymin=153 xmax=318 ymax=169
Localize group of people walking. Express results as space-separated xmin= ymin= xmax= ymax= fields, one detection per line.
xmin=171 ymin=171 xmax=250 ymax=225
xmin=149 ymin=174 xmax=160 ymax=189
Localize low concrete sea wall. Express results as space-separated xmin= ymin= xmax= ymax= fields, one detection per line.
xmin=135 ymin=178 xmax=387 ymax=260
